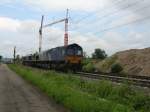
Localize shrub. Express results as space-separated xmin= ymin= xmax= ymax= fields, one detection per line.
xmin=111 ymin=63 xmax=123 ymax=73
xmin=95 ymin=55 xmax=117 ymax=73
xmin=81 ymin=58 xmax=91 ymax=65
xmin=82 ymin=63 xmax=95 ymax=72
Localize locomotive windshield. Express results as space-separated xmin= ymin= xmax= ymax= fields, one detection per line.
xmin=76 ymin=50 xmax=82 ymax=55
xmin=66 ymin=44 xmax=83 ymax=56
xmin=67 ymin=49 xmax=74 ymax=55
xmin=67 ymin=48 xmax=82 ymax=56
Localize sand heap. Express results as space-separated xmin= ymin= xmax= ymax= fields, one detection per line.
xmin=116 ymin=47 xmax=150 ymax=76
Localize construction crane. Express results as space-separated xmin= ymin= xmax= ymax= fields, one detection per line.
xmin=39 ymin=9 xmax=69 ymax=53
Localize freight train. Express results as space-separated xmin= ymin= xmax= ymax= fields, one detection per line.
xmin=22 ymin=43 xmax=83 ymax=71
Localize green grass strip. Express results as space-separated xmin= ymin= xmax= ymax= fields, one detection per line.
xmin=8 ymin=64 xmax=149 ymax=112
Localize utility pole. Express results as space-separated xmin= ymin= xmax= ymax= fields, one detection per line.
xmin=64 ymin=9 xmax=69 ymax=46
xmin=13 ymin=46 xmax=16 ymax=63
xmin=39 ymin=15 xmax=44 ymax=53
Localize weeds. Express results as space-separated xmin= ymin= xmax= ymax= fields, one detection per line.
xmin=8 ymin=64 xmax=150 ymax=112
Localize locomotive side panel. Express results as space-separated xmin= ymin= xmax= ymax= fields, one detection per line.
xmin=50 ymin=47 xmax=66 ymax=62
xmin=39 ymin=50 xmax=51 ymax=61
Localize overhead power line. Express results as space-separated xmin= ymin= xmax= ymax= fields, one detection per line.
xmin=73 ymin=3 xmax=150 ymax=32
xmin=70 ymin=14 xmax=150 ymax=41
xmin=70 ymin=0 xmax=143 ymax=31
xmin=93 ymin=15 xmax=150 ymax=34
xmin=95 ymin=0 xmax=143 ymax=21
xmin=73 ymin=0 xmax=127 ymax=24
xmin=73 ymin=0 xmax=142 ymax=25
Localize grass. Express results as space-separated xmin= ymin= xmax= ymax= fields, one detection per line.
xmin=8 ymin=64 xmax=150 ymax=112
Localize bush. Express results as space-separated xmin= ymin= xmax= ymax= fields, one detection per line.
xmin=95 ymin=55 xmax=117 ymax=73
xmin=82 ymin=63 xmax=95 ymax=72
xmin=111 ymin=63 xmax=123 ymax=73
xmin=81 ymin=58 xmax=91 ymax=65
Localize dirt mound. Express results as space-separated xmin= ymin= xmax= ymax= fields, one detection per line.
xmin=116 ymin=47 xmax=150 ymax=76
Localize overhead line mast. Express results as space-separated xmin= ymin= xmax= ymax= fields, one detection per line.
xmin=13 ymin=46 xmax=16 ymax=63
xmin=64 ymin=9 xmax=69 ymax=46
xmin=39 ymin=15 xmax=44 ymax=53
xmin=39 ymin=9 xmax=69 ymax=53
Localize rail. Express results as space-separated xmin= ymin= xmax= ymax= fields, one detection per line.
xmin=76 ymin=72 xmax=150 ymax=88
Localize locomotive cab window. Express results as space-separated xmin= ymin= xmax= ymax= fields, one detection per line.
xmin=67 ymin=49 xmax=74 ymax=55
xmin=77 ymin=50 xmax=82 ymax=55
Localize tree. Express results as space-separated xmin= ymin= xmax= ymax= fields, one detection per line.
xmin=16 ymin=54 xmax=21 ymax=63
xmin=16 ymin=55 xmax=20 ymax=60
xmin=83 ymin=51 xmax=88 ymax=58
xmin=92 ymin=48 xmax=107 ymax=59
xmin=0 ymin=56 xmax=2 ymax=64
xmin=111 ymin=63 xmax=123 ymax=73
xmin=0 ymin=55 xmax=2 ymax=61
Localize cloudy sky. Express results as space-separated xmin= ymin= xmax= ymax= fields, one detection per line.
xmin=0 ymin=0 xmax=150 ymax=58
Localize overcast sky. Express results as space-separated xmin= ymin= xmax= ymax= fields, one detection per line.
xmin=0 ymin=0 xmax=150 ymax=58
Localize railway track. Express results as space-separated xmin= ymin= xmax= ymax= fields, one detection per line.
xmin=76 ymin=72 xmax=150 ymax=88
xmin=21 ymin=65 xmax=150 ymax=88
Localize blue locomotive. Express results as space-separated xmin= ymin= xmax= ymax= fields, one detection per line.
xmin=22 ymin=43 xmax=83 ymax=71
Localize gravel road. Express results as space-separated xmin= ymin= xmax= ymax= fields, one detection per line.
xmin=0 ymin=64 xmax=68 ymax=112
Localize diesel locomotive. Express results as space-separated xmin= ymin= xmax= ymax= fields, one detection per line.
xmin=22 ymin=43 xmax=83 ymax=71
